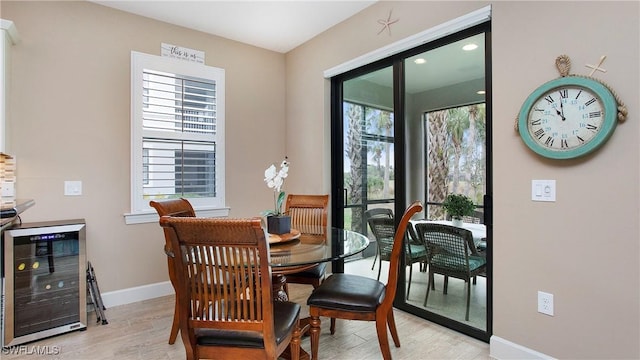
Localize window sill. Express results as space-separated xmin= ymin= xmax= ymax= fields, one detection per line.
xmin=124 ymin=206 xmax=231 ymax=225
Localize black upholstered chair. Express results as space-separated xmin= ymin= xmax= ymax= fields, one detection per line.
xmin=307 ymin=201 xmax=423 ymax=360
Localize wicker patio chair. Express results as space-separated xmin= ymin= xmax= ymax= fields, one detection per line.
xmin=413 ymin=222 xmax=486 ymax=321
xmin=367 ymin=215 xmax=428 ymax=299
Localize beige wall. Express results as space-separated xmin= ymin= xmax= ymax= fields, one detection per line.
xmin=1 ymin=1 xmax=287 ymax=292
xmin=2 ymin=0 xmax=639 ymax=358
xmin=285 ymin=1 xmax=639 ymax=359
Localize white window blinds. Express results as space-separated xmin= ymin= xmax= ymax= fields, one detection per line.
xmin=142 ymin=70 xmax=217 ymax=198
xmin=129 ymin=52 xmax=226 ymax=222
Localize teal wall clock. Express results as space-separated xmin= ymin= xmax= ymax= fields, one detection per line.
xmin=517 ymin=55 xmax=627 ymax=160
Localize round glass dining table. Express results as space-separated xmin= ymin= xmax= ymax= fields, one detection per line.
xmin=267 ymin=227 xmax=369 ymax=301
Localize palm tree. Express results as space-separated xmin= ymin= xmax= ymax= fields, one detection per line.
xmin=463 ymin=104 xmax=478 ymax=198
xmin=345 ymin=103 xmax=364 ymax=231
xmin=427 ymin=109 xmax=449 ymax=219
xmin=446 ymin=106 xmax=470 ymax=194
xmin=368 ymin=109 xmax=393 ymax=198
xmin=476 ymin=104 xmax=487 ymax=200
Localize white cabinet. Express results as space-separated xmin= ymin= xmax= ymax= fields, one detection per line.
xmin=0 ymin=20 xmax=18 ymax=154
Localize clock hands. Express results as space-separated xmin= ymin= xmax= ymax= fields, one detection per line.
xmin=553 ymin=106 xmax=566 ymax=121
xmin=551 ymin=95 xmax=566 ymax=121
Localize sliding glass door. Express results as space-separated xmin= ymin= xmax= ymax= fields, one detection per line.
xmin=339 ymin=65 xmax=395 ymax=262
xmin=331 ymin=23 xmax=491 ymax=341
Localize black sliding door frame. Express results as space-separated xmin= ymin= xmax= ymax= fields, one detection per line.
xmin=330 ymin=21 xmax=492 ymax=342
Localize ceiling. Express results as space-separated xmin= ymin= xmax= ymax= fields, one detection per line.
xmin=90 ymin=0 xmax=377 ymax=53
xmin=91 ymin=1 xmax=485 ymax=96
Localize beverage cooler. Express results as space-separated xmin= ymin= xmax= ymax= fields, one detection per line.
xmin=1 ymin=219 xmax=86 ymax=347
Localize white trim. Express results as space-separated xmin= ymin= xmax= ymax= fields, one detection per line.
xmin=490 ymin=336 xmax=556 ymax=360
xmin=129 ymin=51 xmax=226 ymax=216
xmin=123 ymin=206 xmax=230 ymax=224
xmin=0 ymin=19 xmax=19 ymax=44
xmin=100 ymin=281 xmax=174 ymax=308
xmin=324 ymin=5 xmax=491 ymax=78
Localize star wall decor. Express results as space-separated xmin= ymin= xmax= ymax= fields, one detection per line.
xmin=377 ymin=9 xmax=399 ymax=36
xmin=585 ymin=55 xmax=607 ymax=76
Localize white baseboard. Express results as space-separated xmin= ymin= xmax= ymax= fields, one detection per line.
xmin=490 ymin=336 xmax=555 ymax=360
xmin=100 ymin=281 xmax=174 ymax=308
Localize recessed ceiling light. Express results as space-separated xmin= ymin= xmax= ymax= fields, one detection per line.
xmin=463 ymin=43 xmax=478 ymax=51
xmin=477 ymin=90 xmax=486 ymax=95
xmin=414 ymin=58 xmax=426 ymax=64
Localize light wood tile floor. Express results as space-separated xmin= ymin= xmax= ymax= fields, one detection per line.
xmin=2 ymin=284 xmax=490 ymax=359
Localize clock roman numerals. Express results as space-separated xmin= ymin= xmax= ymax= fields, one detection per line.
xmin=544 ymin=136 xmax=554 ymax=147
xmin=518 ymin=76 xmax=617 ymax=159
xmin=574 ymin=90 xmax=582 ymax=99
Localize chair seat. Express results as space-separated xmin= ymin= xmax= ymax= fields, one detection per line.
xmin=196 ymin=301 xmax=301 ymax=348
xmin=430 ymin=254 xmax=486 ymax=272
xmin=307 ymin=273 xmax=385 ymax=313
xmin=288 ymin=262 xmax=326 ymax=279
xmin=407 ymin=243 xmax=428 ymax=258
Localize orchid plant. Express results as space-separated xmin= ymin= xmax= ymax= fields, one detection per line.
xmin=262 ymin=156 xmax=289 ymax=217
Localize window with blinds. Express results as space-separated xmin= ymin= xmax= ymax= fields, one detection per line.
xmin=142 ymin=70 xmax=217 ymax=198
xmin=129 ymin=52 xmax=226 ymax=222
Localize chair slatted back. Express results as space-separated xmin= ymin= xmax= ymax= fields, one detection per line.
xmin=285 ymin=194 xmax=329 ymax=235
xmin=160 ymin=217 xmax=275 ymax=338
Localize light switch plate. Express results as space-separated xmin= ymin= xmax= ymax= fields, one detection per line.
xmin=532 ymin=180 xmax=556 ymax=202
xmin=1 ymin=182 xmax=15 ymax=197
xmin=64 ymin=180 xmax=82 ymax=196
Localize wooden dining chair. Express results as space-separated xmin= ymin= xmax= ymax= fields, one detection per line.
xmin=160 ymin=216 xmax=303 ymax=360
xmin=413 ymin=222 xmax=487 ymax=321
xmin=307 ymin=201 xmax=423 ymax=360
xmin=282 ymin=194 xmax=330 ymax=293
xmin=149 ymin=198 xmax=196 ymax=345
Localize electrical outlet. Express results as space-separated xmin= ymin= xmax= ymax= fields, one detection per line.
xmin=538 ymin=291 xmax=554 ymax=316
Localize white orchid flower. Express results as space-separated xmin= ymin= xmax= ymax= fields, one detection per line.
xmin=262 ymin=156 xmax=289 ymax=216
xmin=278 ymin=166 xmax=289 ymax=180
xmin=272 ymin=176 xmax=284 ymax=192
xmin=264 ymin=164 xmax=277 ymax=183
